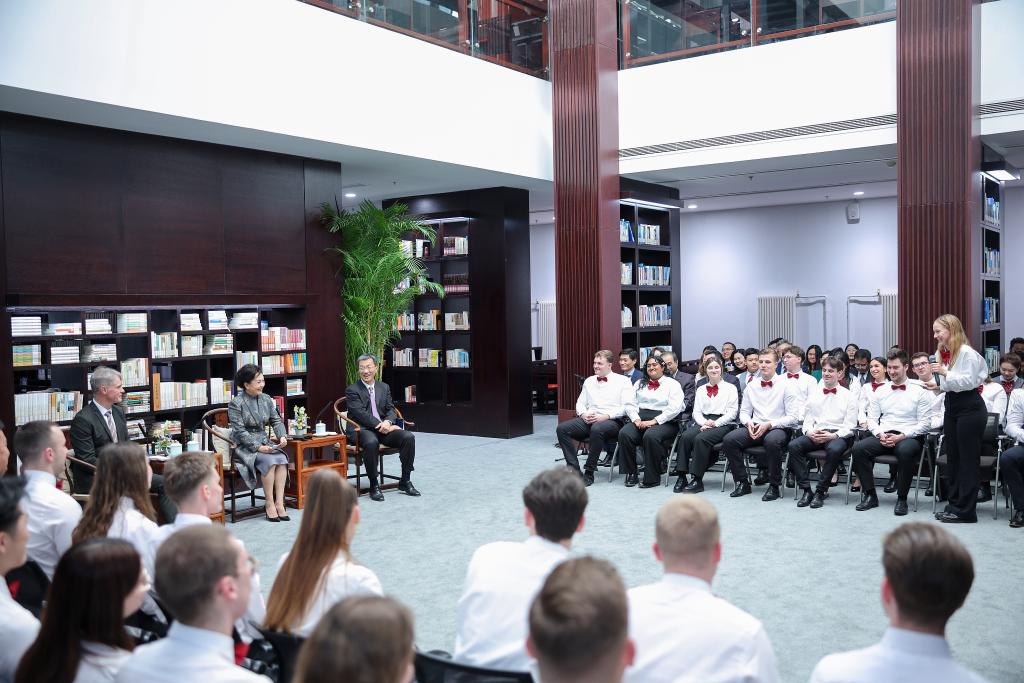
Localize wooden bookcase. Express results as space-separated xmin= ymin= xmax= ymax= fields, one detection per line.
xmin=980 ymin=174 xmax=1003 ymax=370
xmin=8 ymin=304 xmax=308 ymax=445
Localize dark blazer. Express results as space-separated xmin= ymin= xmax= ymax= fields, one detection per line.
xmin=627 ymin=368 xmax=643 ymax=384
xmin=671 ymin=371 xmax=697 ymax=424
xmin=69 ymin=402 xmax=129 ymax=493
xmin=345 ymin=380 xmax=398 ymax=430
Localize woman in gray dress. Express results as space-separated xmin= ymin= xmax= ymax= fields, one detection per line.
xmin=228 ymin=363 xmax=290 ymax=522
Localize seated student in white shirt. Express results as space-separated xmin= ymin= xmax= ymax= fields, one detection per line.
xmin=455 ymin=467 xmax=588 ymax=672
xmin=116 ymin=525 xmax=268 ymax=682
xmin=1000 ymin=388 xmax=1024 ymax=528
xmin=0 ymin=478 xmax=40 ymax=683
xmin=292 ymin=595 xmax=415 ymax=683
xmin=556 ymin=350 xmax=636 ymax=485
xmin=528 ymin=557 xmax=634 ymax=683
xmin=0 ymin=418 xmax=10 ymax=474
xmin=15 ymin=538 xmax=147 ymax=683
xmin=787 ymin=356 xmax=859 ymax=509
xmin=265 ymin=469 xmax=380 ymax=637
xmin=780 ymin=345 xmax=818 ymax=419
xmin=674 ymin=356 xmax=739 ymax=494
xmin=810 ymin=522 xmax=989 ymax=683
xmin=618 ymin=355 xmax=684 ymax=489
xmin=625 ymin=497 xmax=779 ymax=683
xmin=852 ymin=350 xmax=934 ymax=517
xmin=14 ymin=420 xmax=83 ymax=579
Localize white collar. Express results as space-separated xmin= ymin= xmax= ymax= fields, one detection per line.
xmin=167 ymin=622 xmax=235 ymax=663
xmin=173 ymin=513 xmax=213 ymax=529
xmin=362 ymin=380 xmax=376 ymax=390
xmin=92 ymin=400 xmax=114 ymax=415
xmin=880 ymin=627 xmax=951 ymax=658
xmin=23 ymin=469 xmax=57 ymax=487
xmin=661 ymin=572 xmax=712 ymax=594
xmin=525 ymin=535 xmax=571 ymax=556
xmin=117 ymin=497 xmax=138 ymax=513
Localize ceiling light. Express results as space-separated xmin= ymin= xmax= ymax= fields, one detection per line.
xmin=344 ymin=192 xmax=357 ymax=198
xmin=686 ymin=204 xmax=698 ymax=209
xmin=981 ymin=159 xmax=1020 ymax=182
xmin=853 ymin=191 xmax=864 ymax=196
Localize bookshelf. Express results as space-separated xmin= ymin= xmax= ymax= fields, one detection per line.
xmin=8 ymin=305 xmax=308 ymax=447
xmin=980 ymin=174 xmax=1003 ymax=371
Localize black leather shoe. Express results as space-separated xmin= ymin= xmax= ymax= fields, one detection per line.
xmin=883 ymin=476 xmax=898 ymax=494
xmin=935 ymin=504 xmax=952 ymax=520
xmin=583 ymin=471 xmax=595 ymax=487
xmin=855 ymin=491 xmax=879 ymax=511
xmin=369 ymin=486 xmax=385 ymax=502
xmin=730 ymin=481 xmax=752 ymax=498
xmin=398 ymin=480 xmax=421 ymax=497
xmin=638 ymin=480 xmax=659 ymax=489
xmin=625 ymin=473 xmax=639 ymax=487
xmin=682 ymin=479 xmax=704 ymax=494
xmin=761 ymin=484 xmax=781 ymax=502
xmin=937 ymin=511 xmax=977 ymax=524
xmin=894 ymin=499 xmax=909 ymax=516
xmin=785 ymin=473 xmax=795 ymax=489
xmin=851 ymin=483 xmax=861 ymax=493
xmin=797 ymin=489 xmax=814 ymax=507
xmin=753 ymin=470 xmax=769 ymax=486
xmin=809 ymin=491 xmax=827 ymax=509
xmin=1010 ymin=510 xmax=1024 ymax=528
xmin=673 ymin=477 xmax=687 ymax=493
xmin=977 ymin=486 xmax=993 ymax=503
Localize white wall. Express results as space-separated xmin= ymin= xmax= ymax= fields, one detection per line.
xmin=1004 ymin=186 xmax=1024 ymax=342
xmin=529 ymin=223 xmax=556 ymax=347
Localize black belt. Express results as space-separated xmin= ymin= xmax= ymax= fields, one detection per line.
xmin=638 ymin=408 xmax=662 ymax=420
xmin=702 ymin=413 xmax=722 ymax=421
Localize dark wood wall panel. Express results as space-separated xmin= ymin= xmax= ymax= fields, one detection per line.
xmin=550 ymin=0 xmax=621 ymax=418
xmin=896 ymin=0 xmax=979 ymax=353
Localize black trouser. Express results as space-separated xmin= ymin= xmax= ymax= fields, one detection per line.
xmin=852 ymin=436 xmax=921 ymax=498
xmin=683 ymin=424 xmax=733 ymax=479
xmin=943 ymin=390 xmax=988 ymax=518
xmin=617 ymin=420 xmax=679 ymax=485
xmin=556 ymin=417 xmax=623 ymax=473
xmin=787 ymin=434 xmax=851 ymax=492
xmin=351 ymin=428 xmax=415 ymax=484
xmin=1001 ymin=445 xmax=1024 ymax=511
xmin=722 ymin=427 xmax=790 ymax=486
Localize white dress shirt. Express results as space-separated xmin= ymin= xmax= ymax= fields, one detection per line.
xmin=867 ymin=382 xmax=934 ymax=438
xmin=23 ymin=468 xmax=83 ymax=579
xmin=0 ymin=579 xmax=40 ymax=683
xmin=454 ymin=535 xmax=570 ymax=672
xmin=626 ymin=376 xmax=683 ymax=424
xmin=109 ymin=497 xmax=161 ymax=581
xmin=782 ymin=370 xmax=818 ymax=419
xmin=576 ymin=372 xmax=636 ymax=420
xmin=802 ymin=384 xmax=858 ymax=438
xmin=115 ymin=622 xmax=269 ymax=682
xmin=1005 ymin=389 xmax=1024 ymax=444
xmin=74 ymin=642 xmax=131 ymax=683
xmin=979 ymin=381 xmax=1010 ymax=425
xmin=809 ymin=627 xmax=989 ymax=683
xmin=275 ymin=552 xmax=383 ymax=637
xmin=938 ymin=345 xmax=990 ymax=394
xmin=692 ymin=381 xmax=739 ymax=426
xmin=739 ymin=373 xmax=800 ymax=428
xmin=858 ymin=380 xmax=888 ymax=425
xmin=625 ymin=573 xmax=780 ymax=683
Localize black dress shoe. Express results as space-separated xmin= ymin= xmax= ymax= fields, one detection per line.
xmin=785 ymin=473 xmax=795 ymax=489
xmin=761 ymin=484 xmax=781 ymax=502
xmin=809 ymin=491 xmax=827 ymax=509
xmin=977 ymin=486 xmax=993 ymax=503
xmin=625 ymin=473 xmax=639 ymax=487
xmin=797 ymin=489 xmax=814 ymax=507
xmin=883 ymin=476 xmax=898 ymax=494
xmin=398 ymin=480 xmax=421 ymax=497
xmin=583 ymin=470 xmax=595 ymax=487
xmin=1010 ymin=510 xmax=1024 ymax=528
xmin=753 ymin=470 xmax=769 ymax=486
xmin=855 ymin=491 xmax=879 ymax=511
xmin=730 ymin=481 xmax=752 ymax=498
xmin=937 ymin=511 xmax=977 ymax=524
xmin=850 ymin=483 xmax=861 ymax=493
xmin=369 ymin=486 xmax=385 ymax=502
xmin=638 ymin=480 xmax=659 ymax=489
xmin=894 ymin=499 xmax=909 ymax=516
xmin=682 ymin=479 xmax=705 ymax=494
xmin=673 ymin=477 xmax=687 ymax=493
xmin=279 ymin=514 xmax=291 ymax=522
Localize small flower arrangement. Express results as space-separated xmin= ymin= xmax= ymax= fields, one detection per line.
xmin=150 ymin=423 xmax=174 ymax=454
xmin=293 ymin=406 xmax=309 ymax=433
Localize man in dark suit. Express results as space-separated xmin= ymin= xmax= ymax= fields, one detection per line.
xmin=344 ymin=354 xmax=419 ymax=502
xmin=660 ymin=352 xmax=695 ymax=424
xmin=70 ymin=366 xmax=176 ymax=521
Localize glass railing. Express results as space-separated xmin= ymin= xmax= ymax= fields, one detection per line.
xmin=621 ymin=0 xmax=896 ymax=68
xmin=301 ymin=0 xmax=548 ymax=78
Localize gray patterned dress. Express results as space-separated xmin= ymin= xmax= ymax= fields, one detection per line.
xmin=228 ymin=391 xmax=287 ymax=487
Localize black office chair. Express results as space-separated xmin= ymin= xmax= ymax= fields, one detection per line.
xmin=257 ymin=628 xmax=306 ymax=683
xmin=414 ymin=651 xmax=534 ymax=683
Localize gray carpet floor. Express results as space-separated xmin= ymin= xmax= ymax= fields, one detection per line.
xmin=233 ymin=415 xmax=1024 ymax=683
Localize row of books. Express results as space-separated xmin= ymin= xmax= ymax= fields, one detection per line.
xmin=14 ymin=390 xmax=83 ymax=425
xmin=637 ymin=264 xmax=671 ymax=287
xmin=982 ymin=297 xmax=999 ymax=325
xmin=121 ymin=358 xmax=149 ymax=387
xmin=11 ymin=313 xmax=149 ymax=337
xmin=983 ymin=247 xmax=1001 ymax=275
xmin=401 ymin=238 xmax=432 ymax=259
xmin=118 ymin=313 xmax=148 ymax=334
xmin=618 ymin=220 xmax=664 ymax=246
xmin=261 ymin=327 xmax=306 ymax=352
xmin=286 ymin=378 xmax=304 ymax=396
xmin=236 ymin=351 xmax=259 ymax=368
xmin=84 ymin=317 xmax=113 ymax=335
xmin=12 ymin=344 xmax=41 ymax=367
xmin=443 ymin=236 xmax=469 ymax=256
xmin=208 ymin=310 xmax=229 ymax=330
xmin=638 ymin=304 xmax=672 ymax=328
xmin=152 ymin=375 xmax=207 ymax=411
xmin=418 ymin=310 xmax=441 ymax=331
xmin=205 ymin=334 xmax=233 ymax=355
xmin=151 ymin=332 xmax=178 ymax=359
xmin=127 ymin=419 xmax=147 ymax=441
xmin=620 ymin=262 xmax=633 ymax=286
xmin=47 ymin=322 xmax=82 ymax=336
xmin=640 ymin=346 xmax=672 ymax=364
xmin=983 ymin=195 xmax=1001 ymax=224
xmin=443 ymin=273 xmax=469 ymax=294
xmin=261 ymin=353 xmax=307 ymax=375
xmin=228 ymin=312 xmax=259 ymax=330
xmin=446 ymin=349 xmax=470 ymax=368
xmin=419 ymin=349 xmax=442 ymax=368
xmin=392 ymin=348 xmax=414 ymax=367
xmin=181 ymin=335 xmax=204 ymax=357
xmin=210 ymin=377 xmax=233 ymax=405
xmin=445 ymin=311 xmax=470 ymax=331
xmin=180 ymin=313 xmax=204 ymax=331
xmin=82 ymin=343 xmax=118 ymax=362
xmin=124 ymin=391 xmax=151 ymax=414
xmin=984 ymin=347 xmax=1001 ymax=372
xmin=395 ymin=311 xmax=470 ymax=332
xmin=396 ymin=312 xmax=416 ymax=331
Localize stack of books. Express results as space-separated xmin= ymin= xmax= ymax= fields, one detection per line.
xmin=12 ymin=344 xmax=42 ymax=367
xmin=286 ymin=378 xmax=303 ymax=396
xmin=207 ymin=310 xmax=229 ymax=330
xmin=446 ymin=349 xmax=470 ymax=368
xmin=11 ymin=316 xmax=42 ymax=337
xmin=180 ymin=313 xmax=203 ymax=331
xmin=985 ymin=347 xmax=1000 ymax=372
xmin=127 ymin=419 xmax=147 ymax=441
xmin=14 ymin=390 xmax=83 ymax=425
xmin=121 ymin=358 xmax=149 ymax=387
xmin=261 ymin=355 xmax=286 ymax=375
xmin=404 ymin=385 xmax=417 ymax=403
xmin=85 ymin=317 xmax=113 ymax=334
xmin=181 ymin=335 xmax=204 ymax=357
xmin=50 ymin=343 xmax=81 ymax=365
xmin=444 ymin=311 xmax=470 ymax=331
xmin=204 ymin=334 xmax=233 ymax=355
xmin=396 ymin=312 xmax=416 ymax=331
xmin=235 ymin=351 xmax=258 ymax=368
xmin=417 ymin=310 xmax=440 ymax=331
xmin=442 ymin=273 xmax=469 ymax=294
xmin=82 ymin=343 xmax=118 ymax=362
xmin=153 ymin=379 xmax=207 ymax=410
xmin=151 ymin=332 xmax=179 ymax=359
xmin=228 ymin=312 xmax=259 ymax=330
xmin=638 ymin=304 xmax=671 ymax=328
xmin=260 ymin=327 xmax=305 ymax=351
xmin=392 ymin=348 xmax=414 ymax=367
xmin=443 ymin=236 xmax=469 ymax=256
xmin=983 ymin=247 xmax=1001 ymax=275
xmin=619 ymin=219 xmax=634 ymax=243
xmin=123 ymin=391 xmax=151 ymax=414
xmin=401 ymin=239 xmax=432 ymax=258
xmin=46 ymin=321 xmax=82 ymax=336
xmin=116 ymin=313 xmax=147 ymax=334
xmin=637 ymin=264 xmax=671 ymax=286
xmin=210 ymin=377 xmax=233 ymax=404
xmin=418 ymin=348 xmax=441 ymax=368
xmin=983 ymin=297 xmax=999 ymax=325
xmin=637 ymin=223 xmax=662 ymax=246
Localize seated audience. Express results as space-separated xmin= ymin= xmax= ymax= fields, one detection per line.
xmin=787 ymin=357 xmax=858 ymax=508
xmin=810 ymin=523 xmax=987 ymax=683
xmin=910 ymin=352 xmax=946 ymax=430
xmin=774 ymin=341 xmax=792 ymax=374
xmin=292 ymin=595 xmax=414 ymax=683
xmin=454 ymin=467 xmax=587 ymax=671
xmin=0 ymin=419 xmax=9 ymax=474
xmin=70 ymin=367 xmax=175 ymax=522
xmin=1010 ymin=337 xmax=1024 ymax=358
xmin=618 ymin=356 xmax=683 ymax=489
xmin=527 ymin=557 xmax=634 ymax=683
xmin=780 ymin=345 xmax=816 ymax=419
xmin=674 ymin=356 xmax=738 ymax=494
xmin=694 ymin=349 xmax=743 ymax=399
xmin=116 ymin=525 xmax=266 ymax=682
xmin=618 ymin=348 xmax=643 ymax=384
xmin=852 ymin=350 xmax=933 ymax=516
xmin=853 ymin=356 xmax=891 ymax=492
xmin=15 ymin=420 xmax=82 ymax=579
xmin=990 ymin=353 xmax=1022 ymax=425
xmin=265 ymin=470 xmax=379 ymax=637
xmin=804 ymin=344 xmax=824 ymax=380
xmin=721 ymin=341 xmax=736 ymax=365
xmin=15 ymin=538 xmax=146 ymax=683
xmin=660 ymin=352 xmax=696 ymax=423
xmin=730 ymin=349 xmax=748 ymax=377
xmin=625 ymin=497 xmax=779 ymax=683
xmin=722 ymin=349 xmax=800 ymax=501
xmin=0 ymin=478 xmax=39 ymax=683
xmin=737 ymin=348 xmax=761 ymax=387
xmin=850 ymin=348 xmax=874 ymax=388
xmin=845 ymin=343 xmax=860 ymax=368
xmin=555 ymin=350 xmax=635 ymax=485
xmin=650 ymin=347 xmax=665 ymax=358
xmin=1001 ymin=388 xmax=1024 ymax=528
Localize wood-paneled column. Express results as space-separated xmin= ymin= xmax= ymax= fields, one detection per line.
xmin=897 ymin=0 xmax=980 ymax=353
xmin=550 ymin=0 xmax=621 ymax=418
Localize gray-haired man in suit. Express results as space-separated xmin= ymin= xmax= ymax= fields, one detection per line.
xmin=344 ymin=354 xmax=419 ymax=502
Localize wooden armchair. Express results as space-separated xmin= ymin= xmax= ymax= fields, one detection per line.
xmin=333 ymin=397 xmax=415 ymax=495
xmin=200 ymin=408 xmax=265 ymax=523
xmin=63 ymin=454 xmax=95 ymax=506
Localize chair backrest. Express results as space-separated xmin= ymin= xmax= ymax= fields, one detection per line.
xmin=257 ymin=628 xmax=306 ymax=683
xmin=5 ymin=560 xmax=50 ymax=618
xmin=414 ymin=651 xmax=534 ymax=683
xmin=983 ymin=412 xmax=1000 ymax=445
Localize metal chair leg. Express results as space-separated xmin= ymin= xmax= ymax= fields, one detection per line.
xmin=608 ymin=444 xmax=619 ymax=483
xmin=844 ymin=452 xmax=853 ymax=504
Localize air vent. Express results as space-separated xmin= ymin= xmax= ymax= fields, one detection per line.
xmin=978 ymin=99 xmax=1024 ymax=116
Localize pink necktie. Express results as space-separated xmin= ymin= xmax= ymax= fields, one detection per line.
xmin=369 ymin=385 xmax=381 ymax=421
xmin=105 ymin=411 xmax=118 ymax=442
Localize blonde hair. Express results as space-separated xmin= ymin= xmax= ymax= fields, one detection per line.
xmin=655 ymin=497 xmax=720 ymax=568
xmin=934 ymin=314 xmax=968 ymax=368
xmin=699 ymin=356 xmax=723 ymax=378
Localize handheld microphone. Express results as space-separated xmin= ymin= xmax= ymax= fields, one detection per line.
xmin=928 ymin=355 xmax=942 ymax=386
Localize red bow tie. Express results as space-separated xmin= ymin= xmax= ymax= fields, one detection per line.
xmin=891 ymin=384 xmax=907 ymax=391
xmin=823 ymin=387 xmax=837 ymax=395
xmin=761 ymin=380 xmax=773 ymax=388
xmin=940 ymin=349 xmax=951 ymax=365
xmin=647 ymin=380 xmax=660 ymax=390
xmin=871 ymin=382 xmax=884 ymax=391
xmin=977 ymin=385 xmax=984 ymax=394
xmin=1004 ymin=381 xmax=1015 ymax=394
xmin=706 ymin=384 xmax=719 ymax=398
xmin=596 ymin=376 xmax=608 ymax=383
xmin=788 ymin=373 xmax=800 ymax=379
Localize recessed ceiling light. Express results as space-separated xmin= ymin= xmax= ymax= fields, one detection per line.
xmin=344 ymin=192 xmax=357 ymax=198
xmin=686 ymin=204 xmax=698 ymax=209
xmin=853 ymin=191 xmax=864 ymax=196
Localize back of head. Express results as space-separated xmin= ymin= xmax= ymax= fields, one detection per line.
xmin=73 ymin=443 xmax=155 ymax=544
xmin=163 ymin=451 xmax=216 ymax=505
xmin=655 ymin=497 xmax=720 ymax=573
xmin=293 ymin=595 xmax=414 ymax=683
xmin=883 ymin=522 xmax=973 ymax=631
xmin=156 ymin=524 xmax=240 ymax=625
xmin=0 ymin=476 xmax=25 ymax=536
xmin=13 ymin=421 xmax=59 ymax=468
xmin=529 ymin=556 xmax=629 ymax=682
xmin=522 ymin=468 xmax=588 ymax=543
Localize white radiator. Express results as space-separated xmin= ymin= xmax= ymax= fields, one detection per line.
xmin=881 ymin=291 xmax=899 ymax=351
xmin=536 ymin=301 xmax=557 ymax=360
xmin=758 ymin=295 xmax=796 ymax=348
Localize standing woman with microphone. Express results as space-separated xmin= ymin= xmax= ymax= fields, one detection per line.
xmin=929 ymin=314 xmax=990 ymax=523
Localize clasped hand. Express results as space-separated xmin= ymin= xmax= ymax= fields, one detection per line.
xmin=376 ymin=420 xmax=399 ymax=434
xmin=879 ymin=432 xmax=905 ymax=447
xmin=808 ymin=430 xmax=835 ymax=444
xmin=633 ymin=418 xmax=658 ymax=429
xmin=259 ymin=436 xmax=288 ymax=454
xmin=747 ymin=422 xmax=771 ymax=439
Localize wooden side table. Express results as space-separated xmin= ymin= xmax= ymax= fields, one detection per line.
xmin=149 ymin=450 xmax=225 ymax=524
xmin=283 ymin=434 xmax=347 ymax=510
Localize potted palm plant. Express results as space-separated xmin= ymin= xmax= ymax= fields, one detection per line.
xmin=321 ymin=200 xmax=445 ymax=383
